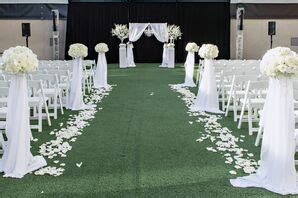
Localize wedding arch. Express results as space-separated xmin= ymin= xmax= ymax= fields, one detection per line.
xmin=127 ymin=23 xmax=170 ymax=67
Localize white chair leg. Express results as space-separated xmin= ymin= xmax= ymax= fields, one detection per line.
xmin=58 ymin=90 xmax=64 ymax=115
xmin=54 ymin=95 xmax=58 ymax=119
xmin=255 ymin=118 xmax=264 ymax=146
xmin=38 ymin=102 xmax=42 ymax=132
xmin=238 ymin=101 xmax=246 ymax=129
xmin=247 ymin=104 xmax=253 ymax=135
xmin=225 ymin=90 xmax=233 ymax=117
xmin=44 ymin=101 xmax=52 ymax=126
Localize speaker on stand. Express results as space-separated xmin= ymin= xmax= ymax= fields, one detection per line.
xmin=22 ymin=23 xmax=31 ymax=47
xmin=268 ymin=21 xmax=276 ymax=49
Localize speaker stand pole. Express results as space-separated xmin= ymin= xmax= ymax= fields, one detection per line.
xmin=270 ymin=35 xmax=273 ymax=49
xmin=26 ymin=36 xmax=29 ymax=48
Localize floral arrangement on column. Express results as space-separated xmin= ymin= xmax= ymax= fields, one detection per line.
xmin=111 ymin=24 xmax=129 ymax=44
xmin=68 ymin=43 xmax=88 ymax=59
xmin=198 ymin=44 xmax=219 ymax=59
xmin=167 ymin=24 xmax=182 ymax=43
xmin=0 ymin=46 xmax=47 ymax=178
xmin=185 ymin=42 xmax=199 ymax=53
xmin=95 ymin=43 xmax=109 ymax=54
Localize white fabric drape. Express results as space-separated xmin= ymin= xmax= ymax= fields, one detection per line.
xmin=183 ymin=52 xmax=196 ymax=87
xmin=231 ymin=77 xmax=298 ymax=195
xmin=94 ymin=53 xmax=108 ymax=88
xmin=160 ymin=44 xmax=168 ymax=68
xmin=127 ymin=44 xmax=136 ymax=67
xmin=67 ymin=58 xmax=92 ymax=110
xmin=150 ymin=23 xmax=168 ymax=42
xmin=119 ymin=45 xmax=127 ymax=68
xmin=129 ymin=23 xmax=149 ymax=42
xmin=191 ymin=59 xmax=222 ymax=113
xmin=0 ymin=74 xmax=46 ymax=178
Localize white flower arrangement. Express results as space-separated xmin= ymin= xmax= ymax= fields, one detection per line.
xmin=111 ymin=24 xmax=129 ymax=43
xmin=167 ymin=24 xmax=182 ymax=41
xmin=260 ymin=47 xmax=298 ymax=77
xmin=2 ymin=46 xmax=38 ymax=73
xmin=68 ymin=43 xmax=88 ymax=58
xmin=185 ymin=42 xmax=199 ymax=53
xmin=95 ymin=43 xmax=109 ymax=53
xmin=144 ymin=26 xmax=153 ymax=37
xmin=199 ymin=44 xmax=219 ymax=59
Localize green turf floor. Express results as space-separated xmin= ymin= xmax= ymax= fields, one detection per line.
xmin=0 ymin=64 xmax=291 ymax=197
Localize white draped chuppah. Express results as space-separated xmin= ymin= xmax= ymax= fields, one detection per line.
xmin=128 ymin=23 xmax=169 ymax=67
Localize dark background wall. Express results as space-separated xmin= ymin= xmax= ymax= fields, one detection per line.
xmin=65 ymin=2 xmax=230 ymax=63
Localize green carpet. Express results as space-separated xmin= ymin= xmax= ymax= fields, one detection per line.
xmin=0 ymin=64 xmax=289 ymax=197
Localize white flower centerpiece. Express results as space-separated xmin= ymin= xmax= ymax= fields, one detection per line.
xmin=67 ymin=43 xmax=92 ymax=110
xmin=94 ymin=43 xmax=109 ymax=88
xmin=0 ymin=46 xmax=47 ymax=178
xmin=111 ymin=24 xmax=129 ymax=44
xmin=198 ymin=44 xmax=219 ymax=60
xmin=167 ymin=24 xmax=182 ymax=43
xmin=185 ymin=42 xmax=199 ymax=53
xmin=183 ymin=42 xmax=199 ymax=87
xmin=231 ymin=48 xmax=298 ymax=195
xmin=95 ymin=43 xmax=109 ymax=54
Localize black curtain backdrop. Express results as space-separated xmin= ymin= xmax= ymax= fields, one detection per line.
xmin=66 ymin=2 xmax=230 ymax=63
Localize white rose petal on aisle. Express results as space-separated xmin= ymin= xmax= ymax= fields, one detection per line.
xmin=182 ymin=42 xmax=199 ymax=87
xmin=231 ymin=47 xmax=298 ymax=195
xmin=94 ymin=43 xmax=109 ymax=88
xmin=0 ymin=46 xmax=47 ymax=178
xmin=191 ymin=44 xmax=223 ymax=114
xmin=67 ymin=43 xmax=94 ymax=110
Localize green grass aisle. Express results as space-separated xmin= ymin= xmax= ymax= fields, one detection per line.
xmin=0 ymin=64 xmax=284 ymax=197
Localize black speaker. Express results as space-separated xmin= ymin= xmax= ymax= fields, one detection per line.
xmin=268 ymin=21 xmax=276 ymax=36
xmin=52 ymin=11 xmax=57 ymax=31
xmin=22 ymin=23 xmax=31 ymax=37
xmin=239 ymin=10 xmax=244 ymax=31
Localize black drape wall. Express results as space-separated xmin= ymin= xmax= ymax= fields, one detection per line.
xmin=66 ymin=2 xmax=230 ymax=63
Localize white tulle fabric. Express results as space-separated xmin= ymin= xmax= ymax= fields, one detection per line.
xmin=0 ymin=74 xmax=46 ymax=178
xmin=231 ymin=77 xmax=298 ymax=195
xmin=94 ymin=53 xmax=108 ymax=88
xmin=150 ymin=23 xmax=168 ymax=42
xmin=160 ymin=44 xmax=168 ymax=68
xmin=127 ymin=44 xmax=136 ymax=67
xmin=191 ymin=59 xmax=222 ymax=113
xmin=183 ymin=52 xmax=196 ymax=87
xmin=67 ymin=58 xmax=92 ymax=110
xmin=119 ymin=45 xmax=127 ymax=68
xmin=129 ymin=23 xmax=149 ymax=42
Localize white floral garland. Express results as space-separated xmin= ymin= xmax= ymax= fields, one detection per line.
xmin=35 ymin=85 xmax=115 ymax=176
xmin=169 ymin=84 xmax=259 ymax=175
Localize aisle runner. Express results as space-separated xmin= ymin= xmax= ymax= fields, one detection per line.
xmin=35 ymin=85 xmax=115 ymax=176
xmin=169 ymin=84 xmax=259 ymax=175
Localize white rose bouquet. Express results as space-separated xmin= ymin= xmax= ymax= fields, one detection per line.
xmin=185 ymin=42 xmax=199 ymax=53
xmin=68 ymin=43 xmax=88 ymax=58
xmin=167 ymin=25 xmax=182 ymax=41
xmin=2 ymin=46 xmax=38 ymax=73
xmin=111 ymin=24 xmax=129 ymax=43
xmin=260 ymin=47 xmax=298 ymax=77
xmin=95 ymin=43 xmax=109 ymax=53
xmin=199 ymin=44 xmax=219 ymax=59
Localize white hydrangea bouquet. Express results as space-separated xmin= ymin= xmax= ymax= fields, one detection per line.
xmin=2 ymin=46 xmax=38 ymax=73
xmin=260 ymin=47 xmax=298 ymax=77
xmin=68 ymin=43 xmax=88 ymax=58
xmin=167 ymin=43 xmax=175 ymax=48
xmin=95 ymin=43 xmax=109 ymax=53
xmin=199 ymin=44 xmax=219 ymax=59
xmin=185 ymin=42 xmax=199 ymax=53
xmin=111 ymin=24 xmax=129 ymax=43
xmin=167 ymin=24 xmax=182 ymax=42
